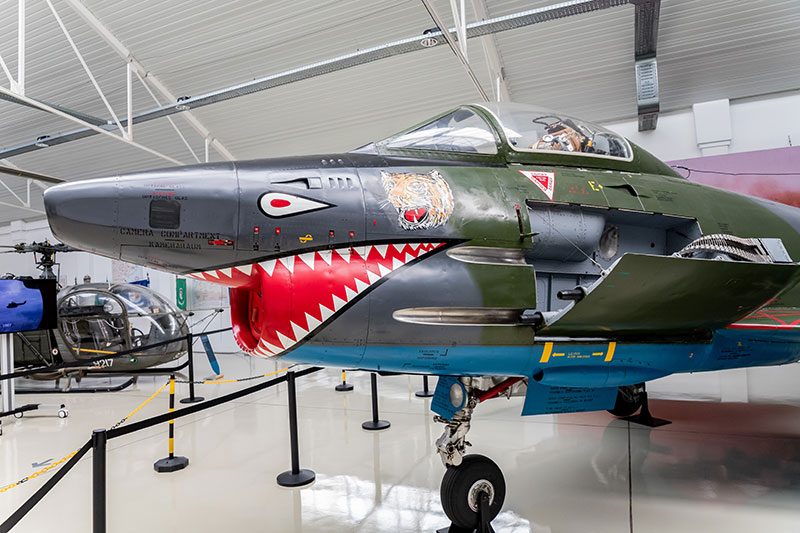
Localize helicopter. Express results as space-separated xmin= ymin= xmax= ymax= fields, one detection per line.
xmin=1 ymin=241 xmax=190 ymax=385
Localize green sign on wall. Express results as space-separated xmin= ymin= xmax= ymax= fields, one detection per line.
xmin=176 ymin=278 xmax=187 ymax=310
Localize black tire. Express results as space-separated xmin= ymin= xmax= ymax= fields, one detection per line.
xmin=608 ymin=384 xmax=644 ymax=417
xmin=440 ymin=454 xmax=505 ymax=529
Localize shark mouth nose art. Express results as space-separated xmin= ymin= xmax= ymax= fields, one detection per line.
xmin=187 ymin=242 xmax=447 ymax=357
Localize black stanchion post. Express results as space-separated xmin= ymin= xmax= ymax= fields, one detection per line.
xmin=180 ymin=333 xmax=204 ymax=404
xmin=277 ymin=371 xmax=315 ymax=487
xmin=362 ymin=373 xmax=390 ymax=431
xmin=92 ymin=428 xmax=107 ymax=533
xmin=415 ymin=375 xmax=435 ymax=398
xmin=155 ymin=375 xmax=189 ymax=473
xmin=335 ymin=369 xmax=353 ymax=392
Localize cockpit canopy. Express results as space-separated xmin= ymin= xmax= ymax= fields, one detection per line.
xmin=381 ymin=107 xmax=499 ymax=155
xmin=373 ymin=102 xmax=633 ymax=162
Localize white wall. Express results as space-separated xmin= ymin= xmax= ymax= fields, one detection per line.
xmin=604 ymin=89 xmax=800 ymax=162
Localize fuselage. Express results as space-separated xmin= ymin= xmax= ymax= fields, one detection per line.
xmin=42 ymin=103 xmax=800 ymax=388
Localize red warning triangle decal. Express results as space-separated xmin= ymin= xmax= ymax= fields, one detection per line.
xmin=519 ymin=170 xmax=555 ymax=201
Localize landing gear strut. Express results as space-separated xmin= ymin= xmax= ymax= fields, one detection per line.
xmin=434 ymin=379 xmax=515 ymax=531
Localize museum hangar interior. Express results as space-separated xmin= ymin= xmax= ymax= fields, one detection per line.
xmin=1 ymin=0 xmax=800 ymax=531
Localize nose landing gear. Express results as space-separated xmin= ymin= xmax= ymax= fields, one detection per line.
xmin=434 ymin=378 xmax=521 ymax=531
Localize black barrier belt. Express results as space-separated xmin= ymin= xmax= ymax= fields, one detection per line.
xmin=1 ymin=367 xmax=322 ymax=531
xmin=0 ymin=439 xmax=92 ymax=533
xmin=0 ymin=327 xmax=232 ymax=382
xmin=107 ymin=366 xmax=322 ymax=440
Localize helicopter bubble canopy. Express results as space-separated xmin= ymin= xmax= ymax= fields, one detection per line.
xmin=57 ymin=282 xmax=188 ymax=368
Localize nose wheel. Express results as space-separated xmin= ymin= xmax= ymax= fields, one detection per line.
xmin=440 ymin=454 xmax=505 ymax=532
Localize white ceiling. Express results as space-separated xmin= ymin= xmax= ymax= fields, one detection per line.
xmin=1 ymin=0 xmax=799 ymax=225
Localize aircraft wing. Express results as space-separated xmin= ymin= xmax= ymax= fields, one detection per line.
xmin=538 ymin=253 xmax=800 ymax=338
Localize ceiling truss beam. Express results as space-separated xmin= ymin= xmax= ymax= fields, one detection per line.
xmin=44 ymin=0 xmax=127 ymax=138
xmin=0 ymin=0 xmax=629 ymax=160
xmin=449 ymin=0 xmax=468 ymax=60
xmin=0 ymin=89 xmax=107 ymax=126
xmin=420 ymin=0 xmax=488 ymax=101
xmin=63 ymin=0 xmax=235 ymax=161
xmin=633 ymin=0 xmax=660 ymax=131
xmin=0 ymin=86 xmax=182 ymax=165
xmin=17 ymin=0 xmax=25 ymax=95
xmin=471 ymin=0 xmax=510 ymax=102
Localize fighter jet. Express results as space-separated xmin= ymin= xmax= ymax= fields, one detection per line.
xmin=41 ymin=102 xmax=800 ymax=530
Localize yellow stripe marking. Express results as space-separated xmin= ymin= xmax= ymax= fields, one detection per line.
xmin=71 ymin=347 xmax=116 ymax=354
xmin=605 ymin=342 xmax=616 ymax=362
xmin=553 ymin=353 xmax=565 ymax=357
xmin=592 ymin=352 xmax=604 ymax=356
xmin=168 ymin=377 xmax=175 ymax=455
xmin=539 ymin=342 xmax=553 ymax=363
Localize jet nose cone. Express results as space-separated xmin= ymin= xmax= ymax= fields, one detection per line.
xmin=43 ymin=178 xmax=118 ymax=255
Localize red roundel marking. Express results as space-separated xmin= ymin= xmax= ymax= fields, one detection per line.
xmin=270 ymin=199 xmax=291 ymax=208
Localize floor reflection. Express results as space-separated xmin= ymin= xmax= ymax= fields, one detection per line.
xmin=500 ymin=401 xmax=800 ymax=531
xmin=631 ymin=400 xmax=800 ymax=507
xmin=6 ymin=361 xmax=800 ymax=532
xmin=302 ymin=473 xmax=532 ymax=532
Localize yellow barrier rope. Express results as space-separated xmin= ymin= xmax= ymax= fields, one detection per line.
xmin=179 ymin=366 xmax=291 ymax=385
xmin=1 ymin=381 xmax=170 ymax=494
xmin=0 ymin=449 xmax=81 ymax=494
xmin=108 ymin=381 xmax=170 ymax=431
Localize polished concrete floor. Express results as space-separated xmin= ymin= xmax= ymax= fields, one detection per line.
xmin=2 ymin=354 xmax=800 ymax=532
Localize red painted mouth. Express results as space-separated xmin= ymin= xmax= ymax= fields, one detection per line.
xmin=403 ymin=207 xmax=428 ymax=224
xmin=188 ymin=242 xmax=445 ymax=357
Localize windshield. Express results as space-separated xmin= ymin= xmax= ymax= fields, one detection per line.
xmin=380 ymin=107 xmax=497 ymax=154
xmin=476 ymin=103 xmax=632 ymax=160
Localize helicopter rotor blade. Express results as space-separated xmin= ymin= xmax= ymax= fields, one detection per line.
xmin=0 ymin=165 xmax=65 ymax=184
xmin=0 ymin=243 xmax=81 ymax=253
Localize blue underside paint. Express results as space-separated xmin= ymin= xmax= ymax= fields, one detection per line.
xmin=282 ymin=328 xmax=800 ymax=387
xmin=522 ymin=383 xmax=618 ymax=416
xmin=281 ymin=328 xmax=800 ymax=416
